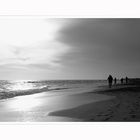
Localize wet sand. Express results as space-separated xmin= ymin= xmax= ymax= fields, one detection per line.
xmin=50 ymin=84 xmax=140 ymax=121
xmin=0 ymin=88 xmax=112 ymax=122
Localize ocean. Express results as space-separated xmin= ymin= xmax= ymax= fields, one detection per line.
xmin=0 ymin=80 xmax=106 ymax=100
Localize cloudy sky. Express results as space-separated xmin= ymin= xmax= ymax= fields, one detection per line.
xmin=0 ymin=17 xmax=140 ymax=80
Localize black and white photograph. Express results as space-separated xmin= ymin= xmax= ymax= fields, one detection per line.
xmin=0 ymin=17 xmax=140 ymax=122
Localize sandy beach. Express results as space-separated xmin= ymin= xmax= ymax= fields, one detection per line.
xmin=50 ymin=84 xmax=140 ymax=121
xmin=0 ymin=80 xmax=140 ymax=122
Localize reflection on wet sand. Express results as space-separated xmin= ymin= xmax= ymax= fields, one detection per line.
xmin=0 ymin=90 xmax=112 ymax=121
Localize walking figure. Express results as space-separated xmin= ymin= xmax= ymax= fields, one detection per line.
xmin=121 ymin=78 xmax=124 ymax=84
xmin=114 ymin=78 xmax=117 ymax=85
xmin=108 ymin=75 xmax=113 ymax=88
xmin=125 ymin=77 xmax=128 ymax=84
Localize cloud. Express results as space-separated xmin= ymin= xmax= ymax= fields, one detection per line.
xmin=1 ymin=18 xmax=140 ymax=79
xmin=57 ymin=19 xmax=140 ymax=65
xmin=0 ymin=41 xmax=70 ymax=69
xmin=0 ymin=18 xmax=70 ymax=70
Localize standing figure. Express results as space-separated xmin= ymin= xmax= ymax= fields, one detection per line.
xmin=114 ymin=77 xmax=117 ymax=85
xmin=121 ymin=78 xmax=124 ymax=84
xmin=125 ymin=77 xmax=128 ymax=84
xmin=108 ymin=75 xmax=113 ymax=88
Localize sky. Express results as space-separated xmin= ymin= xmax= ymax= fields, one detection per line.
xmin=0 ymin=17 xmax=140 ymax=80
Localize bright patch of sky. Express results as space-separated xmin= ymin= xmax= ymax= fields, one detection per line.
xmin=0 ymin=17 xmax=70 ymax=73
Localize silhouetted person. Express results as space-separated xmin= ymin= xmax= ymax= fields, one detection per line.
xmin=108 ymin=75 xmax=113 ymax=88
xmin=114 ymin=78 xmax=117 ymax=85
xmin=125 ymin=77 xmax=128 ymax=84
xmin=121 ymin=78 xmax=124 ymax=84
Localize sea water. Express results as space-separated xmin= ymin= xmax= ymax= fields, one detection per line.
xmin=0 ymin=80 xmax=107 ymax=99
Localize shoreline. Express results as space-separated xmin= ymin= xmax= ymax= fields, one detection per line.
xmin=0 ymin=87 xmax=70 ymax=100
xmin=0 ymin=85 xmax=112 ymax=122
xmin=0 ymin=80 xmax=139 ymax=121
xmin=49 ymin=84 xmax=140 ymax=121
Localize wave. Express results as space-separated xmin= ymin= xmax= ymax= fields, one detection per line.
xmin=0 ymin=80 xmax=106 ymax=100
xmin=0 ymin=86 xmax=69 ymax=100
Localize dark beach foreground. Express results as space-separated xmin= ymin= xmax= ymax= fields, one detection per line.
xmin=49 ymin=79 xmax=140 ymax=121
